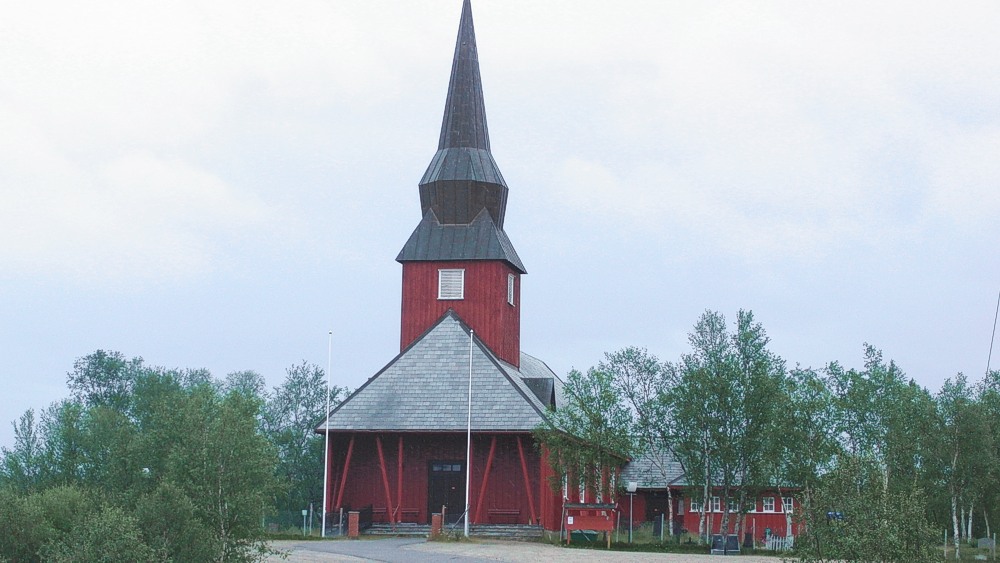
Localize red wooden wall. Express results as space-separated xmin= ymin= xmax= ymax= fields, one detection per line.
xmin=400 ymin=261 xmax=520 ymax=367
xmin=628 ymin=492 xmax=802 ymax=540
xmin=325 ymin=432 xmax=561 ymax=530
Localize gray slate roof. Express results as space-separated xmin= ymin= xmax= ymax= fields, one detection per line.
xmin=396 ymin=209 xmax=526 ymax=274
xmin=621 ymin=447 xmax=686 ymax=490
xmin=317 ymin=311 xmax=557 ymax=433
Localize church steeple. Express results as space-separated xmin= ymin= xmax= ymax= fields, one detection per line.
xmin=398 ymin=0 xmax=523 ymax=368
xmin=418 ymin=0 xmax=509 ymax=228
xmin=438 ymin=0 xmax=490 ymax=152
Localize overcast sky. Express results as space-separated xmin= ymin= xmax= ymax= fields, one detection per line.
xmin=2 ymin=0 xmax=999 ymax=449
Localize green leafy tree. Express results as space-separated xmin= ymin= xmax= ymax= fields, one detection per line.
xmin=0 ymin=485 xmax=95 ymax=563
xmin=40 ymin=504 xmax=159 ymax=563
xmin=796 ymin=455 xmax=938 ymax=563
xmin=66 ymin=350 xmax=144 ymax=412
xmin=667 ymin=310 xmax=787 ymax=543
xmin=935 ymin=374 xmax=992 ymax=557
xmin=264 ymin=361 xmax=345 ymax=515
xmin=1 ymin=409 xmax=43 ymax=492
xmin=601 ymin=347 xmax=679 ymax=527
xmin=536 ymin=367 xmax=635 ymax=498
xmin=164 ymin=385 xmax=279 ymax=562
xmin=137 ymin=481 xmax=219 ymax=562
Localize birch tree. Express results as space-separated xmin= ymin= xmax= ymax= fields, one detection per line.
xmin=667 ymin=310 xmax=786 ymax=545
xmin=601 ymin=347 xmax=680 ymax=533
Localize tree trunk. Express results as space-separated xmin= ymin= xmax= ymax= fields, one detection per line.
xmin=733 ymin=490 xmax=744 ymax=545
xmin=700 ymin=435 xmax=710 ymax=544
xmin=666 ymin=486 xmax=675 ymax=541
xmin=720 ymin=488 xmax=731 ymax=542
xmin=962 ymin=503 xmax=968 ymax=544
xmin=984 ymin=508 xmax=991 ymax=540
xmin=953 ymin=493 xmax=961 ymax=560
xmin=967 ymin=502 xmax=974 ymax=541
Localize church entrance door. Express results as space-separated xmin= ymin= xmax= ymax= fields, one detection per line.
xmin=428 ymin=461 xmax=465 ymax=524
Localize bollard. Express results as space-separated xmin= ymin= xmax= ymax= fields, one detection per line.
xmin=348 ymin=511 xmax=360 ymax=538
xmin=430 ymin=513 xmax=443 ymax=539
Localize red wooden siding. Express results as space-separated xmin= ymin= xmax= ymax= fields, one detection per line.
xmin=400 ymin=261 xmax=520 ymax=366
xmin=628 ymin=491 xmax=803 ymax=541
xmin=325 ymin=432 xmax=560 ymax=530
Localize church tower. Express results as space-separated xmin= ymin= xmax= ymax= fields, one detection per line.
xmin=396 ymin=0 xmax=525 ymax=367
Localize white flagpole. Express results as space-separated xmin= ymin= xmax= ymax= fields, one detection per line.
xmin=464 ymin=329 xmax=474 ymax=538
xmin=321 ymin=330 xmax=333 ymax=537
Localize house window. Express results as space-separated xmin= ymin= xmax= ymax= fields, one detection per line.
xmin=438 ymin=269 xmax=464 ymax=300
xmin=728 ymin=499 xmax=739 ymax=513
xmin=690 ymin=499 xmax=701 ymax=512
xmin=507 ymin=273 xmax=515 ymax=306
xmin=711 ymin=496 xmax=721 ymax=513
xmin=782 ymin=497 xmax=794 ymax=513
xmin=763 ymin=497 xmax=775 ymax=512
xmin=677 ymin=499 xmax=684 ymax=515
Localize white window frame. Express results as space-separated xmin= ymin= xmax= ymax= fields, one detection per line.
xmin=763 ymin=496 xmax=775 ymax=513
xmin=438 ymin=269 xmax=465 ymax=300
xmin=711 ymin=496 xmax=721 ymax=513
xmin=507 ymin=273 xmax=515 ymax=306
xmin=782 ymin=497 xmax=793 ymax=513
xmin=690 ymin=499 xmax=701 ymax=513
xmin=728 ymin=499 xmax=739 ymax=513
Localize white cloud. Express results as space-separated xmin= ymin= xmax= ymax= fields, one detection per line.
xmin=532 ymin=0 xmax=1000 ymax=262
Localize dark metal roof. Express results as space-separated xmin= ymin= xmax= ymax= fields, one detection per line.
xmin=420 ymin=147 xmax=506 ymax=187
xmin=315 ymin=310 xmax=556 ymax=433
xmin=417 ymin=0 xmax=511 ymax=229
xmin=438 ymin=0 xmax=489 ymax=152
xmin=396 ymin=208 xmax=526 ymax=274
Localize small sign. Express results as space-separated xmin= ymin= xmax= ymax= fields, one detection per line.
xmin=567 ymin=516 xmax=574 ymax=525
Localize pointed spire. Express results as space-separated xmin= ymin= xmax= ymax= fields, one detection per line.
xmin=416 ymin=0 xmax=510 ymax=228
xmin=438 ymin=0 xmax=490 ymax=151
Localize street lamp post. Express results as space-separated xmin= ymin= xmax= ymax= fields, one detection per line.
xmin=627 ymin=481 xmax=638 ymax=544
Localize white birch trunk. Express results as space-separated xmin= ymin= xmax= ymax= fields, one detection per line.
xmin=666 ymin=487 xmax=675 ymax=540
xmin=961 ymin=503 xmax=967 ymax=544
xmin=967 ymin=502 xmax=974 ymax=541
xmin=952 ymin=494 xmax=961 ymax=560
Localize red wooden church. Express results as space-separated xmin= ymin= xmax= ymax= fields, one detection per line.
xmin=316 ymin=0 xmax=566 ymax=533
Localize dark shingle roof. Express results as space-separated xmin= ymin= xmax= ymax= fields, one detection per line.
xmin=395 ymin=209 xmax=526 ymax=273
xmin=316 ymin=311 xmax=554 ymax=433
xmin=621 ymin=448 xmax=686 ymax=489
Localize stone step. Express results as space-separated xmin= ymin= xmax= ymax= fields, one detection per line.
xmin=364 ymin=523 xmax=543 ymax=539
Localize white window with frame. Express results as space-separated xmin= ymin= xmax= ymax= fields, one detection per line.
xmin=728 ymin=499 xmax=739 ymax=513
xmin=438 ymin=269 xmax=464 ymax=300
xmin=507 ymin=273 xmax=515 ymax=306
xmin=690 ymin=499 xmax=701 ymax=513
xmin=711 ymin=496 xmax=721 ymax=513
xmin=762 ymin=496 xmax=775 ymax=512
xmin=782 ymin=497 xmax=794 ymax=513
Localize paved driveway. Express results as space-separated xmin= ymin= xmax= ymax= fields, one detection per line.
xmin=268 ymin=538 xmax=782 ymax=562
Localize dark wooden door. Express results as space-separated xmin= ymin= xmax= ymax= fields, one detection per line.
xmin=428 ymin=461 xmax=465 ymax=524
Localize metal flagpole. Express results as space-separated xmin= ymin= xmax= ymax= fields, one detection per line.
xmin=464 ymin=329 xmax=474 ymax=538
xmin=988 ymin=288 xmax=999 ymax=375
xmin=321 ymin=330 xmax=333 ymax=537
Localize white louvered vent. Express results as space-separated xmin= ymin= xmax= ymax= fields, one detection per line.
xmin=438 ymin=269 xmax=465 ymax=300
xmin=507 ymin=273 xmax=515 ymax=306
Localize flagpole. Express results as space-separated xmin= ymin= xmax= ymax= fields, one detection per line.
xmin=321 ymin=330 xmax=333 ymax=537
xmin=464 ymin=329 xmax=474 ymax=538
